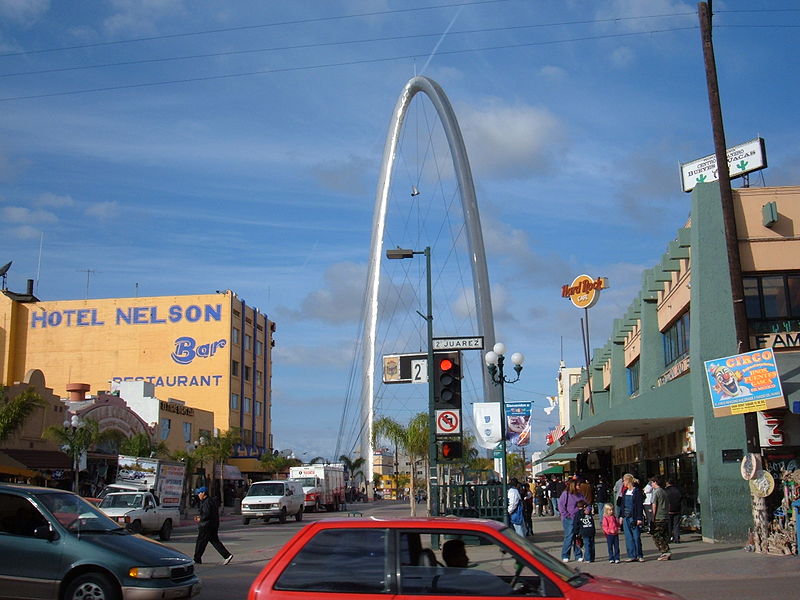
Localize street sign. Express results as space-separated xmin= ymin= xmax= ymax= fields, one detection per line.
xmin=436 ymin=409 xmax=461 ymax=435
xmin=382 ymin=353 xmax=426 ymax=384
xmin=432 ymin=336 xmax=484 ymax=351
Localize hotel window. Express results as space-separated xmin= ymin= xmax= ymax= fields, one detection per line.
xmin=256 ymin=370 xmax=263 ymax=386
xmin=160 ymin=418 xmax=171 ymax=441
xmin=242 ymin=429 xmax=252 ymax=445
xmin=232 ymin=360 xmax=239 ymax=376
xmin=244 ymin=365 xmax=251 ymax=382
xmin=183 ymin=422 xmax=192 ymax=443
xmin=244 ymin=334 xmax=252 ymax=350
xmin=255 ymin=400 xmax=262 ymax=417
xmin=232 ymin=327 xmax=240 ymax=344
xmin=255 ymin=340 xmax=264 ymax=356
xmin=627 ymin=359 xmax=640 ymax=395
xmin=744 ymin=274 xmax=800 ymax=319
xmin=231 ymin=393 xmax=240 ymax=410
xmin=244 ymin=397 xmax=252 ymax=414
xmin=662 ymin=311 xmax=690 ymax=367
xmin=255 ymin=431 xmax=264 ymax=446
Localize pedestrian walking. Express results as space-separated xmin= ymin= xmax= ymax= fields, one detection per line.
xmin=650 ymin=476 xmax=671 ymax=560
xmin=665 ymin=478 xmax=682 ymax=543
xmin=601 ymin=502 xmax=621 ymax=564
xmin=620 ymin=474 xmax=645 ymax=562
xmin=534 ymin=480 xmax=546 ymax=517
xmin=507 ymin=478 xmax=526 ymax=537
xmin=572 ymin=500 xmax=596 ymax=562
xmin=193 ymin=486 xmax=233 ymax=566
xmin=557 ymin=479 xmax=585 ymax=562
xmin=522 ymin=483 xmax=534 ymax=536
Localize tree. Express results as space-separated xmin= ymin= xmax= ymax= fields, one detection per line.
xmin=338 ymin=454 xmax=366 ymax=500
xmin=171 ymin=449 xmax=199 ymax=519
xmin=44 ymin=418 xmax=112 ymax=493
xmin=194 ymin=428 xmax=241 ymax=512
xmin=0 ymin=386 xmax=44 ymax=443
xmin=119 ymin=432 xmax=169 ymax=458
xmin=372 ymin=413 xmax=428 ymax=516
xmin=259 ymin=452 xmax=300 ymax=478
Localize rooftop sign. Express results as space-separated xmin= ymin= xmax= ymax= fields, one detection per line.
xmin=561 ymin=274 xmax=608 ymax=309
xmin=680 ymin=137 xmax=767 ymax=193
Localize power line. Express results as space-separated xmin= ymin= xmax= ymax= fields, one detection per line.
xmin=0 ymin=26 xmax=696 ymax=103
xmin=0 ymin=0 xmax=512 ymax=58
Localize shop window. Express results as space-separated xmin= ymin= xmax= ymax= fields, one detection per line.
xmin=662 ymin=311 xmax=690 ymax=367
xmin=762 ymin=276 xmax=788 ymax=318
xmin=232 ymin=360 xmax=239 ymax=377
xmin=244 ymin=397 xmax=252 ymax=414
xmin=160 ymin=418 xmax=171 ymax=441
xmin=231 ymin=393 xmax=240 ymax=411
xmin=627 ymin=359 xmax=640 ymax=395
xmin=183 ymin=422 xmax=192 ymax=443
xmin=232 ymin=327 xmax=240 ymax=344
xmin=743 ymin=273 xmax=800 ymax=320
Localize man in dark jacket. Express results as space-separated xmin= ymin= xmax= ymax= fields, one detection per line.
xmin=194 ymin=486 xmax=233 ymax=565
xmin=665 ymin=478 xmax=682 ymax=543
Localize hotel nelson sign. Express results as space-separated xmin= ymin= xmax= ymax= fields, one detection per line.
xmin=28 ymin=301 xmax=227 ymax=390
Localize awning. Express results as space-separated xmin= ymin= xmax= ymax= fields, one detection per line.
xmin=539 ymin=465 xmax=565 ymax=475
xmin=0 ymin=448 xmax=70 ymax=470
xmin=0 ymin=451 xmax=40 ymax=478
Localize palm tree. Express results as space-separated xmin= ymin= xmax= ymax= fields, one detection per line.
xmin=373 ymin=413 xmax=429 ymax=516
xmin=44 ymin=418 xmax=111 ymax=493
xmin=0 ymin=386 xmax=44 ymax=443
xmin=171 ymin=448 xmax=199 ymax=518
xmin=194 ymin=428 xmax=240 ymax=512
xmin=338 ymin=454 xmax=366 ymax=500
xmin=259 ymin=452 xmax=301 ymax=478
xmin=119 ymin=432 xmax=169 ymax=458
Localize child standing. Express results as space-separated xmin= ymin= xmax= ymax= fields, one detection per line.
xmin=572 ymin=500 xmax=596 ymax=562
xmin=602 ymin=502 xmax=621 ymax=564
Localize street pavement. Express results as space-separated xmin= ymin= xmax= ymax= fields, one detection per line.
xmin=172 ymin=500 xmax=799 ymax=600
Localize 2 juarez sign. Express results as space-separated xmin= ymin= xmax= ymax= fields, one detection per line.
xmin=561 ymin=275 xmax=608 ymax=309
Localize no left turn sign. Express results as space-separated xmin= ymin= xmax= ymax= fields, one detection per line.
xmin=436 ymin=409 xmax=461 ymax=435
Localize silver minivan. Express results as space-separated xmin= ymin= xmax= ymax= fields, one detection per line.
xmin=241 ymin=480 xmax=304 ymax=525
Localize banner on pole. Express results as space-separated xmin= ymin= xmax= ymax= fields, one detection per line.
xmin=505 ymin=401 xmax=532 ymax=447
xmin=472 ymin=402 xmax=502 ymax=449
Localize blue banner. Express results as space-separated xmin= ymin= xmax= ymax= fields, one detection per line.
xmin=505 ymin=401 xmax=532 ymax=447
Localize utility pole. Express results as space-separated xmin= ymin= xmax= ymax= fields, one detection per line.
xmin=698 ymin=0 xmax=765 ymax=549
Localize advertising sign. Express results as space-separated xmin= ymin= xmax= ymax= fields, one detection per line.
xmin=704 ymin=348 xmax=786 ymax=417
xmin=680 ymin=137 xmax=767 ymax=193
xmin=472 ymin=402 xmax=501 ymax=449
xmin=505 ymin=401 xmax=532 ymax=447
xmin=561 ymin=275 xmax=608 ymax=309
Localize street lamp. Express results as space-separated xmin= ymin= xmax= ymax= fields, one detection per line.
xmin=62 ymin=412 xmax=85 ymax=494
xmin=484 ymin=342 xmax=525 ymax=523
xmin=386 ymin=245 xmax=438 ymax=515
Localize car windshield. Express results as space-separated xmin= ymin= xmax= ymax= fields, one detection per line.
xmin=36 ymin=490 xmax=122 ymax=533
xmin=497 ymin=525 xmax=585 ymax=585
xmin=247 ymin=483 xmax=284 ymax=497
xmin=99 ymin=493 xmax=143 ymax=509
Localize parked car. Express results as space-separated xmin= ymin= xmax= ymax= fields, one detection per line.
xmin=98 ymin=490 xmax=180 ymax=540
xmin=247 ymin=516 xmax=686 ymax=599
xmin=241 ymin=480 xmax=304 ymax=525
xmin=0 ymin=483 xmax=201 ymax=600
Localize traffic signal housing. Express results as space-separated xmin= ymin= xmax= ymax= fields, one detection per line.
xmin=433 ymin=351 xmax=461 ymax=409
xmin=439 ymin=440 xmax=463 ymax=461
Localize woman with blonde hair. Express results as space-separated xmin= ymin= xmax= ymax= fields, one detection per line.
xmin=620 ymin=474 xmax=645 ymax=562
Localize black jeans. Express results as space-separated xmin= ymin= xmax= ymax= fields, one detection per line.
xmin=194 ymin=526 xmax=231 ymax=562
xmin=668 ymin=512 xmax=681 ymax=542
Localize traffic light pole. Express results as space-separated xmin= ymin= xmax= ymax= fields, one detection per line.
xmin=423 ymin=247 xmax=439 ymax=516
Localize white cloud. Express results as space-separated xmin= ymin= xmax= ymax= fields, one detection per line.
xmin=103 ymin=0 xmax=186 ymax=35
xmin=539 ymin=65 xmax=567 ymax=81
xmin=0 ymin=0 xmax=49 ymax=26
xmin=35 ymin=192 xmax=75 ymax=208
xmin=85 ymin=200 xmax=120 ymax=220
xmin=282 ymin=262 xmax=367 ymax=324
xmin=1 ymin=205 xmax=57 ymax=224
xmin=311 ymin=154 xmax=374 ymax=195
xmin=459 ymin=99 xmax=568 ymax=179
xmin=5 ymin=224 xmax=41 ymax=240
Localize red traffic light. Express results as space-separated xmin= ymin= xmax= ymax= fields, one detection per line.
xmin=439 ymin=358 xmax=454 ymax=371
xmin=440 ymin=440 xmax=463 ymax=460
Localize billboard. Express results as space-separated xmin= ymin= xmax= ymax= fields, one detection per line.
xmin=505 ymin=401 xmax=532 ymax=447
xmin=704 ymin=348 xmax=786 ymax=417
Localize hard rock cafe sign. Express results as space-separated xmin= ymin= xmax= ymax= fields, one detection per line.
xmin=561 ymin=275 xmax=608 ymax=309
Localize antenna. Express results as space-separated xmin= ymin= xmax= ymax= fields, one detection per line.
xmin=0 ymin=261 xmax=11 ymax=290
xmin=36 ymin=232 xmax=44 ymax=293
xmin=77 ymin=269 xmax=100 ymax=299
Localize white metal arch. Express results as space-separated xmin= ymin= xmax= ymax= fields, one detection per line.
xmin=360 ymin=75 xmax=497 ymax=478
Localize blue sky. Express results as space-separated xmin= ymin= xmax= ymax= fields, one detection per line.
xmin=1 ymin=0 xmax=798 ymax=463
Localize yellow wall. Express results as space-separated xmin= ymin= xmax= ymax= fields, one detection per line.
xmin=736 ymin=186 xmax=800 ymax=272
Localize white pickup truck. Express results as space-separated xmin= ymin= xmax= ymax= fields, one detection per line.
xmin=98 ymin=491 xmax=180 ymax=541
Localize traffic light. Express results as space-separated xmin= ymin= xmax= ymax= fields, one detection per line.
xmin=433 ymin=351 xmax=461 ymax=409
xmin=439 ymin=440 xmax=463 ymax=460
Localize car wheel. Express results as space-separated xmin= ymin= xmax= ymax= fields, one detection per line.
xmin=295 ymin=507 xmax=303 ymax=522
xmin=278 ymin=508 xmax=287 ymax=524
xmin=242 ymin=517 xmax=251 ymax=525
xmin=65 ymin=572 xmax=120 ymax=600
xmin=129 ymin=520 xmax=142 ymax=534
xmin=159 ymin=519 xmax=172 ymax=541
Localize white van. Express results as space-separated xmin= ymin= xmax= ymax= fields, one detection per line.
xmin=241 ymin=480 xmax=304 ymax=525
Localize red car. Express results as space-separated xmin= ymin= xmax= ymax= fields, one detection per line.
xmin=248 ymin=516 xmax=685 ymax=599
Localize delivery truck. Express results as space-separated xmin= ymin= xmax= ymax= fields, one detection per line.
xmin=288 ymin=464 xmax=345 ymax=512
xmin=96 ymin=455 xmax=186 ymax=509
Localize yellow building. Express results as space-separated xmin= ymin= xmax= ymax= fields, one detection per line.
xmin=0 ymin=289 xmax=275 ymax=471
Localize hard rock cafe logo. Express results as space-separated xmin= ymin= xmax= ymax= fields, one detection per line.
xmin=561 ymin=275 xmax=608 ymax=309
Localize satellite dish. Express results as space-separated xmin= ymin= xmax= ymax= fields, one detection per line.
xmin=0 ymin=261 xmax=11 ymax=277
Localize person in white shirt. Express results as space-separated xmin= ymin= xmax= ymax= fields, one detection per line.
xmin=507 ymin=478 xmax=526 ymax=537
xmin=642 ymin=481 xmax=654 ymax=533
